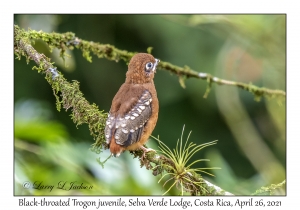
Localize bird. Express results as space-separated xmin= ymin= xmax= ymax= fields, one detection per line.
xmin=105 ymin=53 xmax=160 ymax=158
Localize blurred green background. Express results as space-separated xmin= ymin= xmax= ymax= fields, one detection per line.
xmin=14 ymin=14 xmax=286 ymax=195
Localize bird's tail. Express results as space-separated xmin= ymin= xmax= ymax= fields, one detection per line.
xmin=109 ymin=136 xmax=124 ymax=157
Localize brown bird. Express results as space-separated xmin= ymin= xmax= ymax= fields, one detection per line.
xmin=105 ymin=53 xmax=160 ymax=158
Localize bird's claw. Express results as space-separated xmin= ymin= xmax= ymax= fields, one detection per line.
xmin=140 ymin=146 xmax=155 ymax=162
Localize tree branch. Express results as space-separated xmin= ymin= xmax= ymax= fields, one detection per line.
xmin=14 ymin=25 xmax=285 ymax=101
xmin=14 ymin=25 xmax=108 ymax=153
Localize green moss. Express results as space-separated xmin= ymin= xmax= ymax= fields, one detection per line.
xmin=252 ymin=180 xmax=286 ymax=195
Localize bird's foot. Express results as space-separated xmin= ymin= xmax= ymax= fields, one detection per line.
xmin=140 ymin=146 xmax=155 ymax=161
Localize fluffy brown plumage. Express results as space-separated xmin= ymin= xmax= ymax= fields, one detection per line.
xmin=105 ymin=53 xmax=160 ymax=157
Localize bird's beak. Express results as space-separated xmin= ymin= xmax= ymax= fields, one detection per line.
xmin=153 ymin=59 xmax=160 ymax=73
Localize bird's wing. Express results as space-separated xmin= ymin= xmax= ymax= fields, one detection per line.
xmin=105 ymin=90 xmax=152 ymax=147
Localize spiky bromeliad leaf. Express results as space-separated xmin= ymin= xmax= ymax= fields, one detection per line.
xmin=151 ymin=125 xmax=220 ymax=195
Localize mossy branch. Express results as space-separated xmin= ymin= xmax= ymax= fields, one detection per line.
xmin=14 ymin=25 xmax=283 ymax=196
xmin=14 ymin=25 xmax=107 ymax=153
xmin=13 ymin=25 xmax=285 ymax=101
xmin=129 ymin=145 xmax=233 ymax=195
xmin=252 ymin=180 xmax=286 ymax=195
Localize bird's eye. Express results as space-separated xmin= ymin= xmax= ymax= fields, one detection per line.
xmin=145 ymin=62 xmax=153 ymax=71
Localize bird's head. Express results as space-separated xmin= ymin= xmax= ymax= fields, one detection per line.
xmin=126 ymin=53 xmax=160 ymax=84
